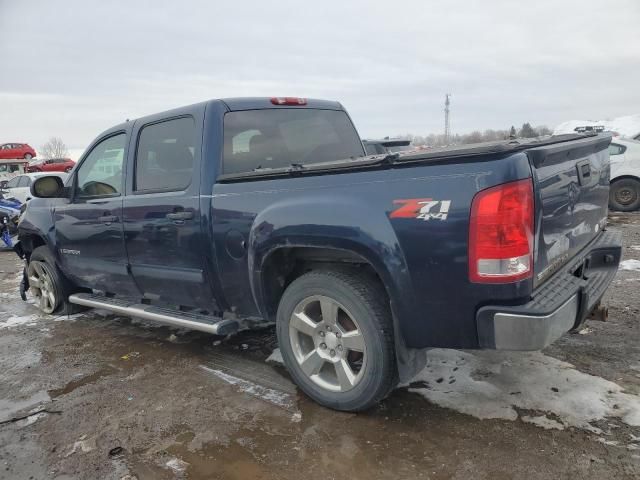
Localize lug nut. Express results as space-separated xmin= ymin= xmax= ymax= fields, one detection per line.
xmin=319 ymin=331 xmax=325 ymax=337
xmin=330 ymin=349 xmax=336 ymax=357
xmin=320 ymin=343 xmax=327 ymax=349
xmin=326 ymin=326 xmax=332 ymax=332
xmin=337 ymin=345 xmax=343 ymax=351
xmin=336 ymin=332 xmax=341 ymax=338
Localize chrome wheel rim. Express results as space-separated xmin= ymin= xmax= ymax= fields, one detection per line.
xmin=28 ymin=261 xmax=57 ymax=314
xmin=289 ymin=295 xmax=367 ymax=392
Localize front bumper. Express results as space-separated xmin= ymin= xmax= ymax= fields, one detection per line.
xmin=476 ymin=229 xmax=622 ymax=350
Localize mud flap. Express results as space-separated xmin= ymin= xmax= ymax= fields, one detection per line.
xmin=19 ymin=265 xmax=29 ymax=301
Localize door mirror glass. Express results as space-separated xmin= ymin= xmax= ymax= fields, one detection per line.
xmin=31 ymin=176 xmax=65 ymax=198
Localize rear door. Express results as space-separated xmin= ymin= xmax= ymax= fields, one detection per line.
xmin=122 ymin=110 xmax=216 ymax=311
xmin=529 ymin=135 xmax=611 ymax=286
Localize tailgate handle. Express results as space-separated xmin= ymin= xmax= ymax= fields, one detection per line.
xmin=576 ymin=160 xmax=591 ymax=185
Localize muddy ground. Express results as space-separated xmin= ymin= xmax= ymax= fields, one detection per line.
xmin=1 ymin=213 xmax=640 ymax=480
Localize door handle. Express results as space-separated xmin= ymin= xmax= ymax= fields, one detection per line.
xmin=166 ymin=211 xmax=194 ymax=221
xmin=98 ymin=215 xmax=118 ymax=225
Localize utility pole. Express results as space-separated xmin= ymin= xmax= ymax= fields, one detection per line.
xmin=444 ymin=93 xmax=451 ymax=144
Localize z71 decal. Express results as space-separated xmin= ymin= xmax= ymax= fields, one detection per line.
xmin=390 ymin=198 xmax=451 ymax=221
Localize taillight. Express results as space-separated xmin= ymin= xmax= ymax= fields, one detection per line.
xmin=469 ymin=178 xmax=534 ymax=283
xmin=270 ymin=97 xmax=307 ymax=106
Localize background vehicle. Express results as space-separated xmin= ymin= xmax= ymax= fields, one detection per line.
xmin=28 ymin=157 xmax=75 ymax=173
xmin=16 ymin=97 xmax=621 ymax=411
xmin=363 ymin=138 xmax=412 ymax=155
xmin=2 ymin=172 xmax=68 ymax=204
xmin=0 ymin=159 xmax=29 ymax=184
xmin=0 ymin=143 xmax=37 ymax=160
xmin=608 ymin=138 xmax=640 ymax=211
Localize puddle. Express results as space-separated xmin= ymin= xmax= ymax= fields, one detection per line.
xmin=48 ymin=367 xmax=117 ymax=399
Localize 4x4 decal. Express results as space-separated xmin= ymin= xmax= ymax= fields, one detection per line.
xmin=390 ymin=198 xmax=451 ymax=221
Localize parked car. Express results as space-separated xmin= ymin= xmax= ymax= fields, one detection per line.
xmin=27 ymin=157 xmax=75 ymax=173
xmin=609 ymin=138 xmax=640 ymax=211
xmin=363 ymin=138 xmax=413 ymax=155
xmin=16 ymin=97 xmax=621 ymax=411
xmin=0 ymin=143 xmax=37 ymax=160
xmin=1 ymin=172 xmax=68 ymax=204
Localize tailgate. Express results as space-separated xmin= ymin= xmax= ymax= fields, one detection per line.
xmin=527 ymin=134 xmax=612 ymax=287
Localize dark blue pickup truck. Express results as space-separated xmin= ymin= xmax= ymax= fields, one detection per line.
xmin=15 ymin=97 xmax=621 ymax=411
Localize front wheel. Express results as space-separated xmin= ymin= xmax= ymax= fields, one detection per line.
xmin=609 ymin=178 xmax=640 ymax=212
xmin=276 ymin=270 xmax=397 ymax=411
xmin=28 ymin=246 xmax=85 ymax=315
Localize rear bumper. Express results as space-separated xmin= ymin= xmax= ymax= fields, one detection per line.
xmin=476 ymin=229 xmax=622 ymax=350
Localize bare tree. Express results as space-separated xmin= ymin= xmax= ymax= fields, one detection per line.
xmin=40 ymin=137 xmax=69 ymax=159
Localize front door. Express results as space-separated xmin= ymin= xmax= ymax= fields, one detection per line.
xmin=122 ymin=114 xmax=215 ymax=311
xmin=55 ymin=132 xmax=139 ymax=295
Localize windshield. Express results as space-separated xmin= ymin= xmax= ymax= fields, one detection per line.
xmin=222 ymin=109 xmax=365 ymax=174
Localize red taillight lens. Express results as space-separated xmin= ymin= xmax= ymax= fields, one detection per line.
xmin=270 ymin=97 xmax=307 ymax=106
xmin=469 ymin=178 xmax=534 ymax=283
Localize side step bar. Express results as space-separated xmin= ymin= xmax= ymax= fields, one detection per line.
xmin=68 ymin=293 xmax=238 ymax=336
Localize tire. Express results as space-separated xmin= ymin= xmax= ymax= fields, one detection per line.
xmin=24 ymin=153 xmax=32 ymax=160
xmin=64 ymin=167 xmax=72 ymax=173
xmin=28 ymin=246 xmax=85 ymax=315
xmin=276 ymin=269 xmax=397 ymax=411
xmin=609 ymin=178 xmax=640 ymax=212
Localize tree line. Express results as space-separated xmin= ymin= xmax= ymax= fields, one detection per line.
xmin=395 ymin=123 xmax=553 ymax=147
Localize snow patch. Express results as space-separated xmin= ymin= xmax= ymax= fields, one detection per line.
xmin=165 ymin=457 xmax=189 ymax=474
xmin=407 ymin=349 xmax=640 ymax=433
xmin=266 ymin=348 xmax=283 ymax=365
xmin=620 ymin=259 xmax=640 ymax=272
xmin=200 ymin=365 xmax=294 ymax=410
xmin=521 ymin=415 xmax=565 ymax=430
xmin=0 ymin=313 xmax=40 ymax=329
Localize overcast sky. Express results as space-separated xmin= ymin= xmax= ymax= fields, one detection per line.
xmin=1 ymin=0 xmax=639 ymax=158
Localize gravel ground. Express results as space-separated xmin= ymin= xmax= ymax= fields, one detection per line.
xmin=0 ymin=212 xmax=639 ymax=479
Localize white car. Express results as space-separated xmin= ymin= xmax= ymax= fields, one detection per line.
xmin=609 ymin=138 xmax=640 ymax=211
xmin=1 ymin=172 xmax=68 ymax=204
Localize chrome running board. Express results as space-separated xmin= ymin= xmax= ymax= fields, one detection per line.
xmin=68 ymin=293 xmax=238 ymax=336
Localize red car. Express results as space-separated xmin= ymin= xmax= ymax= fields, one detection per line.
xmin=27 ymin=157 xmax=76 ymax=173
xmin=0 ymin=143 xmax=37 ymax=160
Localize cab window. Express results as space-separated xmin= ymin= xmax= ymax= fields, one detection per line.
xmin=609 ymin=143 xmax=627 ymax=155
xmin=75 ymin=134 xmax=126 ymax=198
xmin=135 ymin=117 xmax=195 ymax=192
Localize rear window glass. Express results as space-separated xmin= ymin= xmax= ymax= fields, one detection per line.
xmin=222 ymin=109 xmax=364 ymax=174
xmin=135 ymin=117 xmax=195 ymax=192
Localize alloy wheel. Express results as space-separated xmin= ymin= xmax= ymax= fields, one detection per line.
xmin=289 ymin=295 xmax=367 ymax=392
xmin=27 ymin=261 xmax=58 ymax=314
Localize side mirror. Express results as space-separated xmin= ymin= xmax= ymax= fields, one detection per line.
xmin=31 ymin=176 xmax=65 ymax=198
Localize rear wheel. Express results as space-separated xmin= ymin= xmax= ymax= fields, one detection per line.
xmin=28 ymin=246 xmax=85 ymax=315
xmin=64 ymin=166 xmax=72 ymax=173
xmin=609 ymin=178 xmax=640 ymax=212
xmin=24 ymin=153 xmax=32 ymax=160
xmin=276 ymin=269 xmax=396 ymax=411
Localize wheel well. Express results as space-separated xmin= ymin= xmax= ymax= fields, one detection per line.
xmin=20 ymin=234 xmax=46 ymax=259
xmin=611 ymin=175 xmax=640 ymax=185
xmin=260 ymin=247 xmax=388 ymax=320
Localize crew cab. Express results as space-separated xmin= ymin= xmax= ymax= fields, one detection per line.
xmin=15 ymin=97 xmax=621 ymax=411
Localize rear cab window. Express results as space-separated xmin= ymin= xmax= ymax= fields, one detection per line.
xmin=135 ymin=117 xmax=196 ymax=192
xmin=222 ymin=109 xmax=364 ymax=174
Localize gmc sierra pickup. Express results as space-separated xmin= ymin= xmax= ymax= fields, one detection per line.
xmin=15 ymin=97 xmax=622 ymax=411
